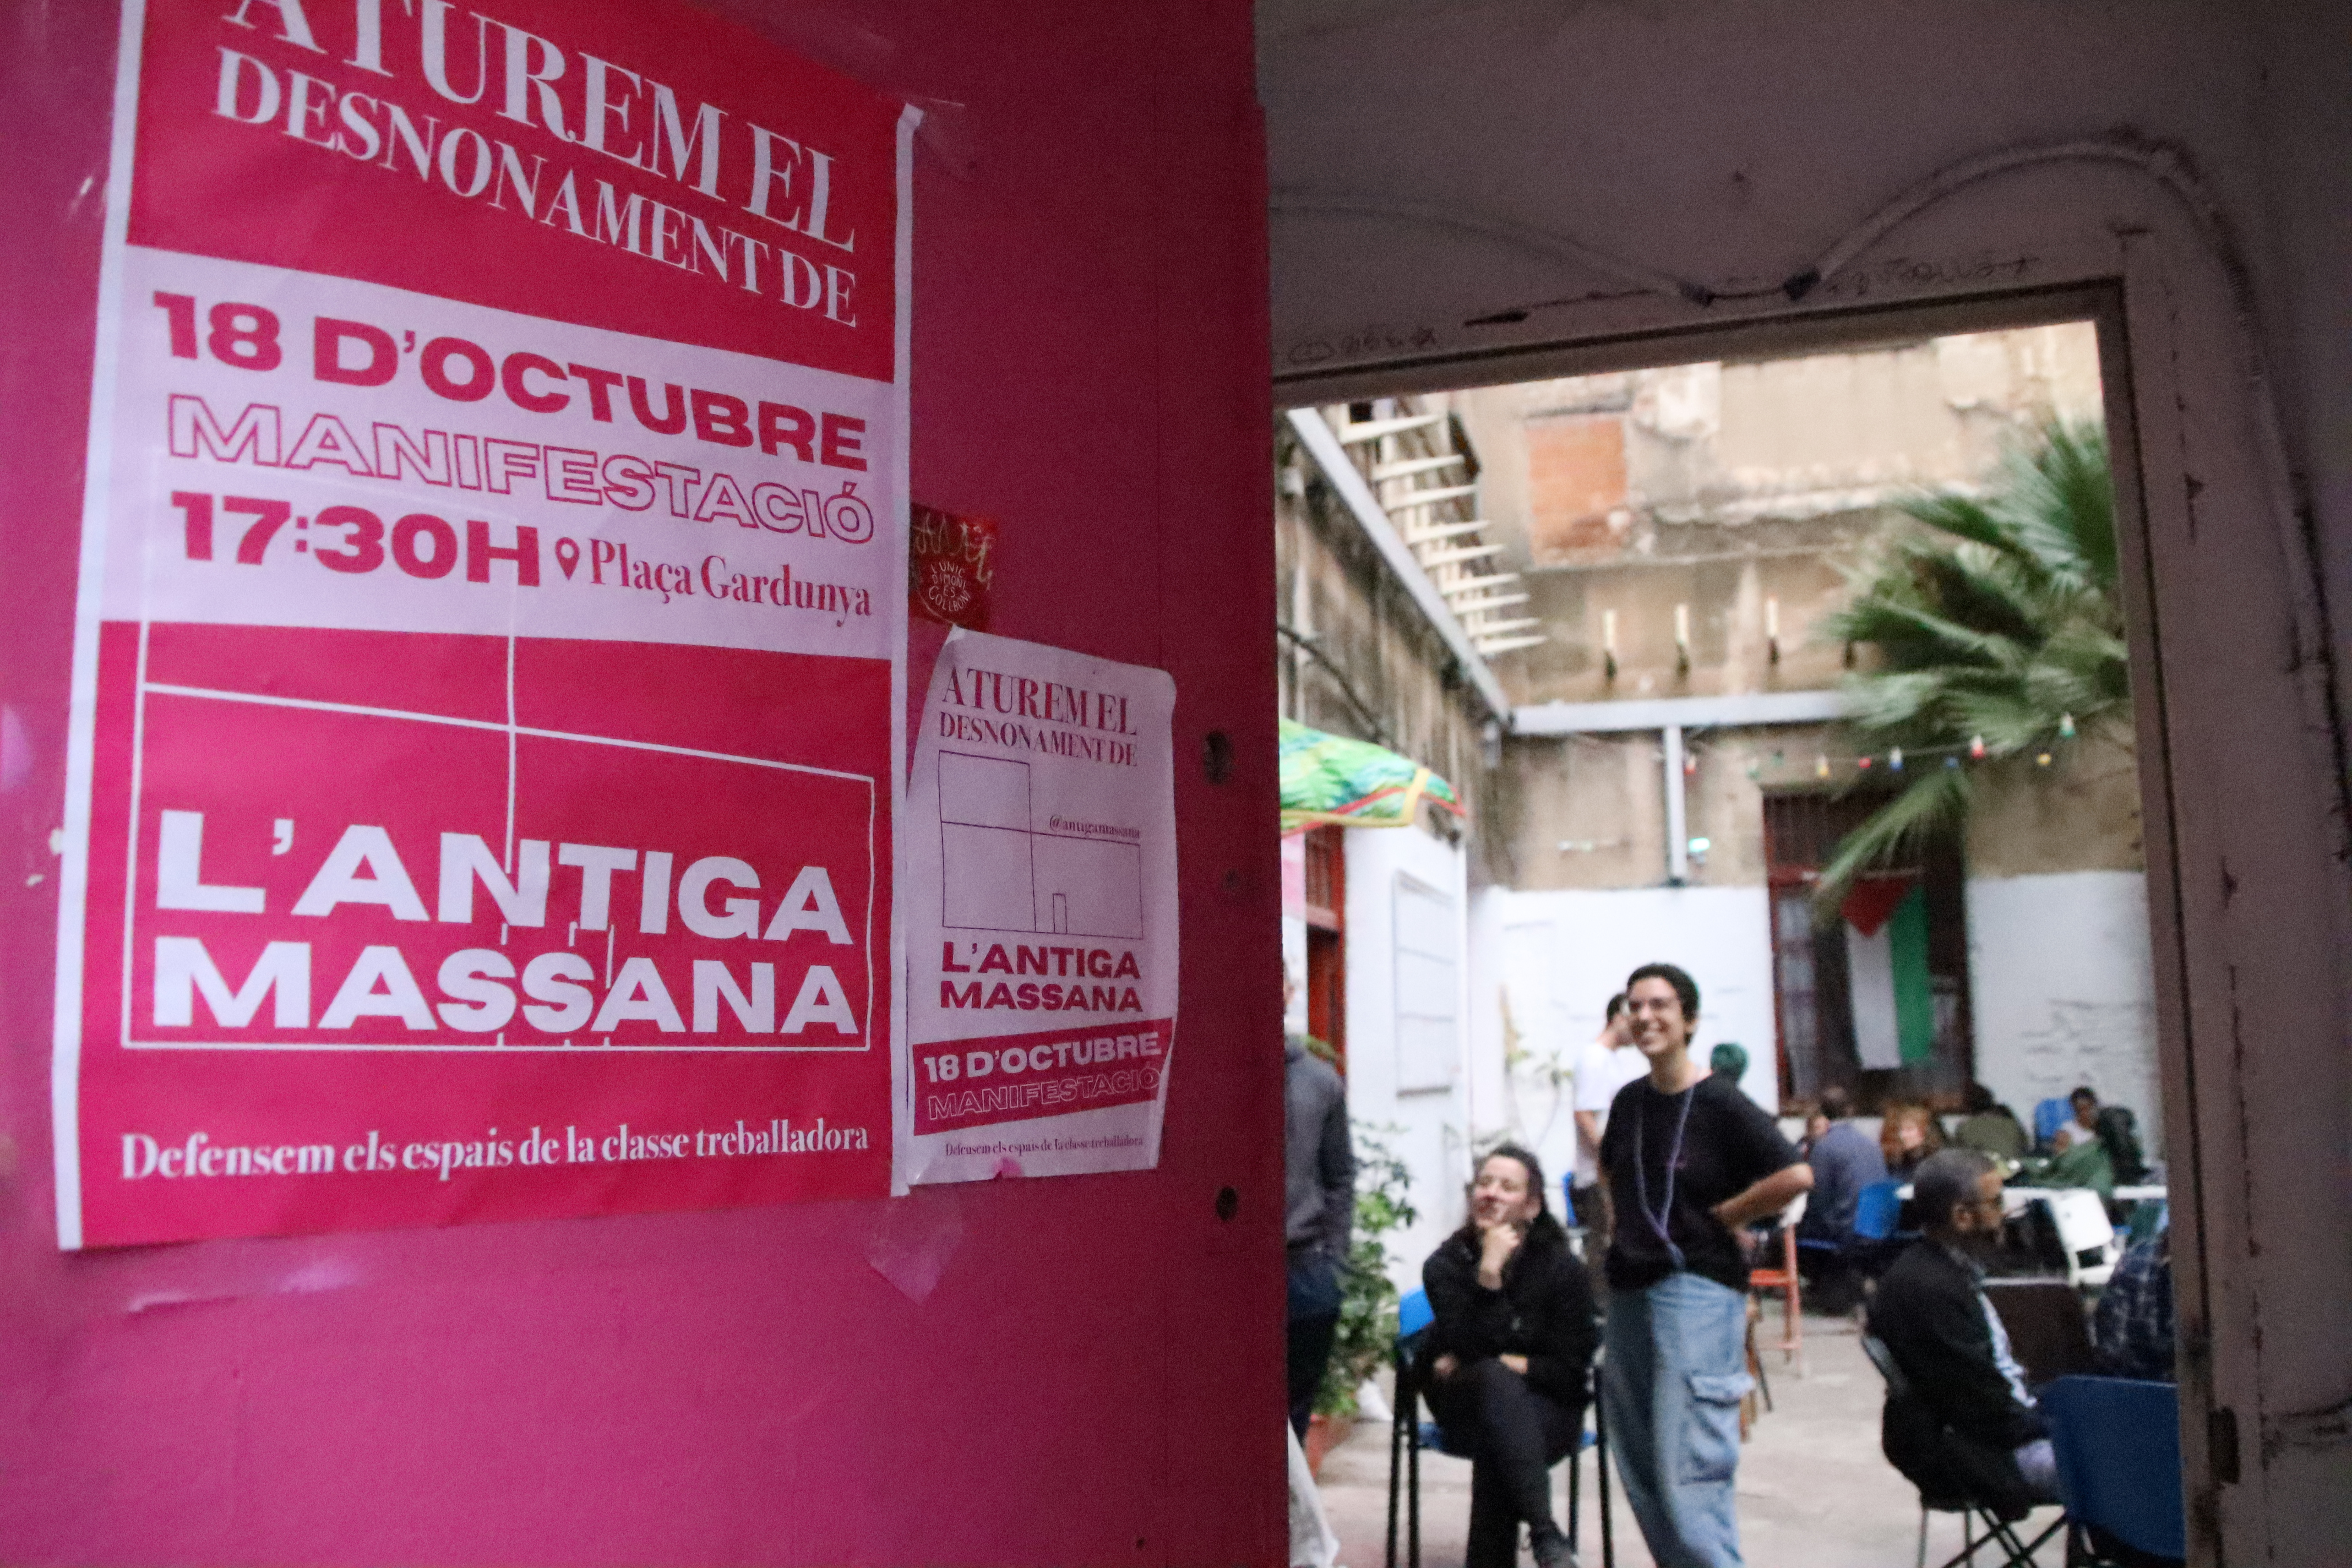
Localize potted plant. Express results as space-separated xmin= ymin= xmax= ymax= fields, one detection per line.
xmin=1308 ymin=1124 xmax=1418 ymax=1475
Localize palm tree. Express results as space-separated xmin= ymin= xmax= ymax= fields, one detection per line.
xmin=1816 ymin=419 xmax=2130 ymax=900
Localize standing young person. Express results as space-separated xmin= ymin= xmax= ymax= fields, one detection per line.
xmin=1598 ymin=963 xmax=1811 ymax=1567
xmin=1570 ymin=992 xmax=1645 ymax=1242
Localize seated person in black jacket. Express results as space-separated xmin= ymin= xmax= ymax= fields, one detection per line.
xmin=1869 ymin=1148 xmax=2060 ymax=1511
xmin=1422 ymin=1144 xmax=1597 ymax=1568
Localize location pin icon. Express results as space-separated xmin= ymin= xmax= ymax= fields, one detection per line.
xmin=554 ymin=537 xmax=581 ymax=579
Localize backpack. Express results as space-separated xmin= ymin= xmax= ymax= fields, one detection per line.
xmin=2095 ymin=1106 xmax=2149 ymax=1185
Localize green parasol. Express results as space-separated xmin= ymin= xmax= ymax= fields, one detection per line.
xmin=1278 ymin=718 xmax=1463 ymax=832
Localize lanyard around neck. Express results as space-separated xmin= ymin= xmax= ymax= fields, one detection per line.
xmin=1632 ymin=1084 xmax=1698 ymax=1271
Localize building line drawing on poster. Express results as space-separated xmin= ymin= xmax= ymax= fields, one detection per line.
xmin=935 ymin=750 xmax=1145 ymax=940
xmin=135 ymin=681 xmax=876 ymax=782
xmin=119 ymin=661 xmax=878 ymax=1053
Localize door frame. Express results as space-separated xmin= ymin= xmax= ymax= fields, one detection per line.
xmin=1275 ymin=192 xmax=2352 ymax=1560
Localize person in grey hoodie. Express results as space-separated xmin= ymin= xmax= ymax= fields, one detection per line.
xmin=1286 ymin=973 xmax=1355 ymax=1437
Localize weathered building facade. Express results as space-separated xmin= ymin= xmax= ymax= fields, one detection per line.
xmin=1437 ymin=325 xmax=2165 ymax=1194
xmin=1275 ymin=401 xmax=1516 ymax=1272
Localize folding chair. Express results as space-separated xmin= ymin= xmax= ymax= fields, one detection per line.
xmin=1852 ymin=1177 xmax=1917 ymax=1279
xmin=2040 ymin=1377 xmax=2186 ymax=1566
xmin=1855 ymin=1178 xmax=1909 ymax=1243
xmin=1860 ymin=1332 xmax=2067 ymax=1568
xmin=1384 ymin=1288 xmax=1614 ymax=1568
xmin=1794 ymin=1187 xmax=1868 ymax=1314
xmin=1558 ymin=1175 xmax=1589 ymax=1264
xmin=1742 ymin=1293 xmax=1771 ymax=1429
xmin=2040 ymin=1189 xmax=2121 ymax=1289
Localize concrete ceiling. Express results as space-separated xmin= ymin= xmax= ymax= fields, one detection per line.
xmin=1254 ymin=0 xmax=2263 ymax=393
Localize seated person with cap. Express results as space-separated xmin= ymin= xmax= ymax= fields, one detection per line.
xmin=1869 ymin=1149 xmax=2060 ymax=1515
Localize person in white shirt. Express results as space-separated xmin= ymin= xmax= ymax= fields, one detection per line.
xmin=1571 ymin=993 xmax=1646 ymax=1238
xmin=2050 ymin=1085 xmax=2100 ymax=1153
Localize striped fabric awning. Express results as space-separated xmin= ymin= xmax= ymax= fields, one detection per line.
xmin=1278 ymin=718 xmax=1463 ymax=832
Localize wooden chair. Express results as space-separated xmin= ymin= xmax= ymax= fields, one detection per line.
xmin=1748 ymin=1191 xmax=1806 ymax=1374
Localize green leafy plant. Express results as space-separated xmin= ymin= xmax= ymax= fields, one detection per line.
xmin=1316 ymin=1124 xmax=1419 ymax=1419
xmin=1819 ymin=419 xmax=2128 ymax=901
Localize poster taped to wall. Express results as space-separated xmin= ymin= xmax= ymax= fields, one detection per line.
xmin=53 ymin=0 xmax=914 ymax=1248
xmin=899 ymin=631 xmax=1178 ymax=1188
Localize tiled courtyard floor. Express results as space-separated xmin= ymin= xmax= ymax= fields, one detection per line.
xmin=1309 ymin=1313 xmax=2066 ymax=1568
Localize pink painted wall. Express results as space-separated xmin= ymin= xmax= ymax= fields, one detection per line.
xmin=0 ymin=1 xmax=1282 ymax=1561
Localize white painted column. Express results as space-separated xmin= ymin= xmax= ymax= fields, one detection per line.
xmin=1664 ymin=722 xmax=1689 ymax=884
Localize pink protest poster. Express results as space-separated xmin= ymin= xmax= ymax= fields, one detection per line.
xmin=52 ymin=0 xmax=914 ymax=1248
xmin=897 ymin=631 xmax=1178 ymax=1188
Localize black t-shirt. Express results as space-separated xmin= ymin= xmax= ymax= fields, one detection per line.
xmin=1600 ymin=1073 xmax=1801 ymax=1293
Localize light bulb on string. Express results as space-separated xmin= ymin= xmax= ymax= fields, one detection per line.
xmin=2037 ymin=752 xmax=2054 ymax=767
xmin=1815 ymin=754 xmax=1831 ymax=780
xmin=2059 ymin=712 xmax=2077 ymax=739
xmin=1857 ymin=755 xmax=1874 ymax=771
xmin=1889 ymin=747 xmax=1904 ymax=772
xmin=1945 ymin=756 xmax=1959 ymax=770
xmin=1969 ymin=734 xmax=1986 ymax=760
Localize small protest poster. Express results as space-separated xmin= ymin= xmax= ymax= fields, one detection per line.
xmin=897 ymin=631 xmax=1178 ymax=1186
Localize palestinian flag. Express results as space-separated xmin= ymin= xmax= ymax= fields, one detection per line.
xmin=1843 ymin=875 xmax=1935 ymax=1069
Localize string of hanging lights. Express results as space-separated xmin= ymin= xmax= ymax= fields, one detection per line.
xmin=1694 ymin=711 xmax=2083 ymax=782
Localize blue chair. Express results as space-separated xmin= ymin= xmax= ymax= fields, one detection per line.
xmin=1385 ymin=1288 xmax=1613 ymax=1568
xmin=1855 ymin=1178 xmax=1908 ymax=1242
xmin=2040 ymin=1376 xmax=2186 ymax=1564
xmin=2034 ymin=1097 xmax=2073 ymax=1148
xmin=1850 ymin=1178 xmax=1918 ymax=1283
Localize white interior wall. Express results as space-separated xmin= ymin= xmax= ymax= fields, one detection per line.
xmin=1280 ymin=912 xmax=1307 ymax=1031
xmin=1342 ymin=823 xmax=1469 ymax=1291
xmin=1468 ymin=884 xmax=1782 ymax=1189
xmin=1968 ymin=870 xmax=2163 ymax=1158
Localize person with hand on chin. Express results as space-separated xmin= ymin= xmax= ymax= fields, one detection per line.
xmin=1598 ymin=963 xmax=1811 ymax=1568
xmin=1422 ymin=1144 xmax=1597 ymax=1568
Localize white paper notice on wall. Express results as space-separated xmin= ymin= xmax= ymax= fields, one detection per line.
xmin=896 ymin=630 xmax=1178 ymax=1189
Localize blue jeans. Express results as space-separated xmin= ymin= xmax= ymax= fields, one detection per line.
xmin=1287 ymin=1254 xmax=1343 ymax=1438
xmin=1603 ymin=1272 xmax=1752 ymax=1567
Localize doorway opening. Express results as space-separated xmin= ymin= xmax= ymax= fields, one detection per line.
xmin=1277 ymin=298 xmax=2174 ymax=1568
xmin=1302 ymin=824 xmax=1348 ymax=1077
